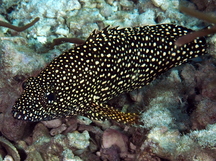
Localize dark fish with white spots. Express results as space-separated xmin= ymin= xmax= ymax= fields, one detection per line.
xmin=12 ymin=24 xmax=207 ymax=124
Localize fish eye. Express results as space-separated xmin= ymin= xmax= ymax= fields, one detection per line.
xmin=45 ymin=92 xmax=56 ymax=103
xmin=22 ymin=81 xmax=27 ymax=89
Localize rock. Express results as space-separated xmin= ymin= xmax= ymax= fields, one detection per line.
xmin=102 ymin=128 xmax=128 ymax=153
xmin=42 ymin=119 xmax=62 ymax=129
xmin=67 ymin=130 xmax=90 ymax=149
xmin=1 ymin=113 xmax=32 ymax=141
xmin=191 ymin=99 xmax=216 ymax=129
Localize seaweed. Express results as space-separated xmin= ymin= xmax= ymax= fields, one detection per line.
xmin=0 ymin=17 xmax=39 ymax=32
xmin=175 ymin=5 xmax=216 ymax=46
xmin=0 ymin=17 xmax=85 ymax=48
xmin=52 ymin=37 xmax=85 ymax=46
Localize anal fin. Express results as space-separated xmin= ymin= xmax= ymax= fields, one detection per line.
xmin=85 ymin=103 xmax=139 ymax=124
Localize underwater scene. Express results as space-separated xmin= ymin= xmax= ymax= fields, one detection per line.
xmin=0 ymin=0 xmax=216 ymax=160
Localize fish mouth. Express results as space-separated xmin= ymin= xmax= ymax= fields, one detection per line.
xmin=12 ymin=104 xmax=57 ymax=122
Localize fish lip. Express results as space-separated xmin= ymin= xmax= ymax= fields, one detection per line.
xmin=12 ymin=110 xmax=49 ymax=122
xmin=12 ymin=104 xmax=60 ymax=122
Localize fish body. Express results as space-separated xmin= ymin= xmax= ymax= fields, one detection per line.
xmin=12 ymin=24 xmax=207 ymax=124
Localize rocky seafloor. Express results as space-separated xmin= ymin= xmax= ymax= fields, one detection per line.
xmin=0 ymin=0 xmax=216 ymax=160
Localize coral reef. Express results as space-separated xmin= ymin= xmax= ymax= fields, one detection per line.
xmin=0 ymin=0 xmax=204 ymax=52
xmin=0 ymin=0 xmax=215 ymax=160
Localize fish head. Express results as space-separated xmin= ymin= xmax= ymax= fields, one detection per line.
xmin=12 ymin=76 xmax=70 ymax=121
